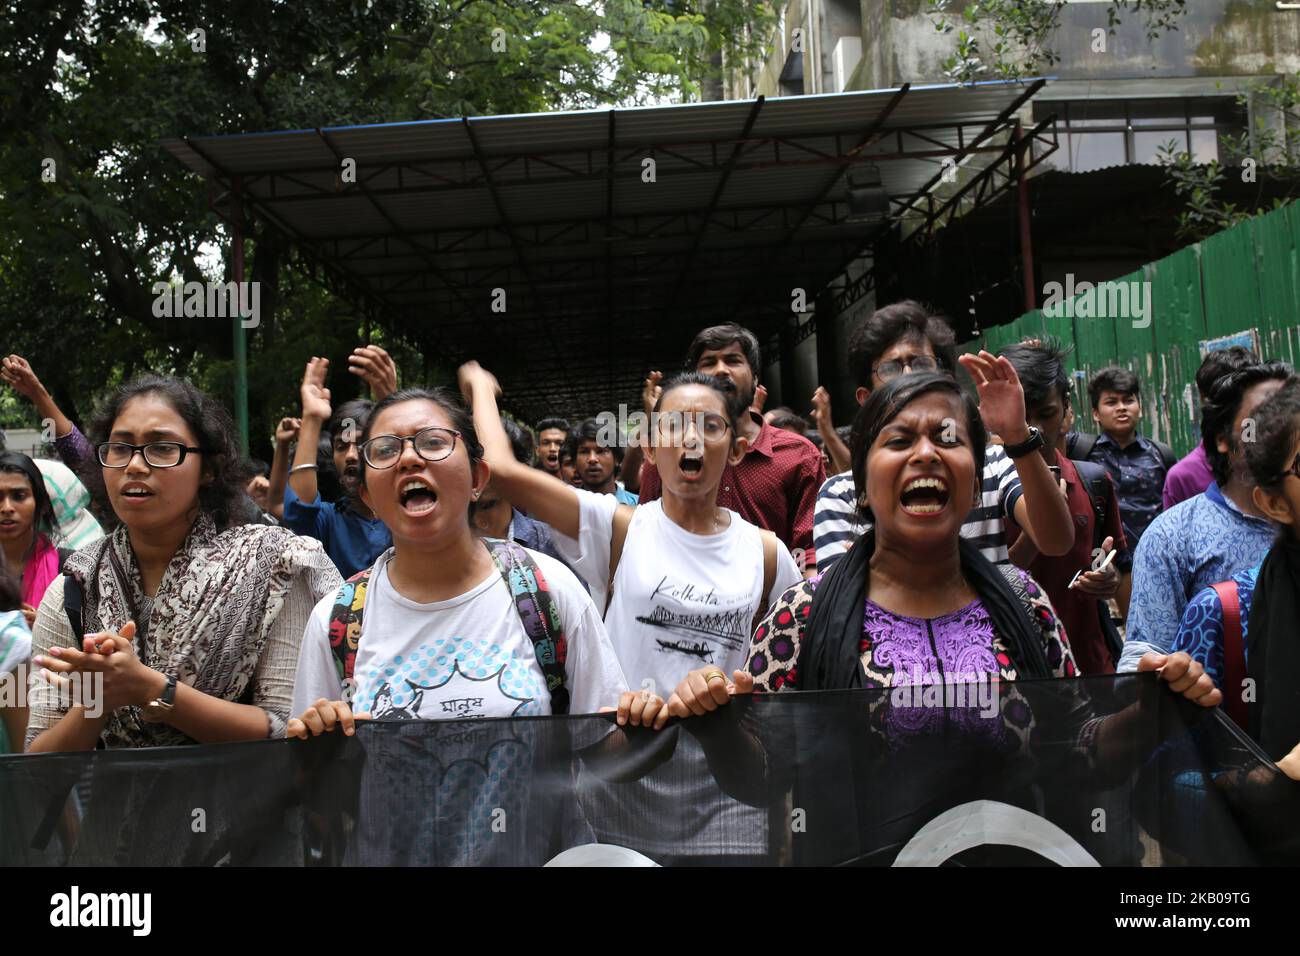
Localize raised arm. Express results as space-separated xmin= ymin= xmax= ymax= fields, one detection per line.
xmin=1 ymin=355 xmax=89 ymax=466
xmin=959 ymin=351 xmax=1073 ymax=557
xmin=267 ymin=416 xmax=300 ymax=521
xmin=810 ymin=387 xmax=851 ymax=475
xmin=289 ymin=357 xmax=332 ymax=505
xmin=458 ymin=361 xmax=581 ymax=540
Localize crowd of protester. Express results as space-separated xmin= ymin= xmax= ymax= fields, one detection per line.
xmin=1 ymin=301 xmax=1299 ymax=840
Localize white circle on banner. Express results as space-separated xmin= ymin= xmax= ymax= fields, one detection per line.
xmin=892 ymin=800 xmax=1101 ymax=867
xmin=544 ymin=844 xmax=661 ymax=867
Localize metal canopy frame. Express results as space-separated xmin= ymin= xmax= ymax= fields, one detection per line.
xmin=165 ymin=81 xmax=1049 ymax=418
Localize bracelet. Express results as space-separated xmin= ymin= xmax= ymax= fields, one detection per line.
xmin=289 ymin=463 xmax=319 ymax=474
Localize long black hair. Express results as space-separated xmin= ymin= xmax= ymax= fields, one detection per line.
xmin=1201 ymin=361 xmax=1296 ymax=486
xmin=850 ymin=373 xmax=986 ymax=523
xmin=81 ymin=375 xmax=252 ymax=531
xmin=0 ymin=451 xmax=59 ymax=548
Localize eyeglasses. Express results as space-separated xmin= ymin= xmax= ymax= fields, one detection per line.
xmin=872 ymin=356 xmax=939 ymax=381
xmin=1276 ymin=453 xmax=1300 ymax=485
xmin=97 ymin=442 xmax=206 ymax=469
xmin=654 ymin=412 xmax=731 ymax=443
xmin=361 ymin=427 xmax=461 ymax=469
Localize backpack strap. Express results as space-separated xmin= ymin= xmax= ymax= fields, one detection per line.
xmin=327 ymin=567 xmax=374 ymax=685
xmin=486 ymin=539 xmax=570 ymax=715
xmin=1153 ymin=439 xmax=1177 ymax=472
xmin=1068 ymin=431 xmax=1097 ymax=461
xmin=62 ymin=575 xmax=83 ymax=640
xmin=751 ymin=530 xmax=779 ymax=640
xmin=1211 ymin=580 xmax=1248 ymax=731
xmin=604 ymin=503 xmax=635 ymax=615
xmin=1070 ymin=459 xmax=1112 ymax=553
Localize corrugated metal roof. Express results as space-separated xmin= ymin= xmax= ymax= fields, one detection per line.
xmin=163 ymin=80 xmax=1046 ymax=418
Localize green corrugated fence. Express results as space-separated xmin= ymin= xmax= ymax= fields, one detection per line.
xmin=962 ymin=201 xmax=1300 ymax=457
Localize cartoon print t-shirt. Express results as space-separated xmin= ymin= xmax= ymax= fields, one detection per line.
xmin=291 ymin=547 xmax=626 ymax=720
xmin=553 ymin=489 xmax=802 ymax=697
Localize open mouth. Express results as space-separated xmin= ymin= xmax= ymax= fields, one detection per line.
xmin=120 ymin=485 xmax=154 ymax=501
xmin=399 ymin=479 xmax=438 ymax=516
xmin=679 ymin=447 xmax=705 ymax=477
xmin=899 ymin=476 xmax=950 ymax=515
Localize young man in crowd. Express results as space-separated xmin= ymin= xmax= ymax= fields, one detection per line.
xmin=474 ymin=417 xmax=574 ymax=569
xmin=1163 ymin=345 xmax=1257 ymax=509
xmin=635 ymin=323 xmax=826 ymax=574
xmin=1000 ymin=340 xmax=1128 ymax=675
xmin=283 ymin=354 xmax=393 ymax=577
xmin=559 ymin=437 xmax=582 ymax=488
xmin=1118 ymin=361 xmax=1295 ymax=672
xmin=1078 ymin=367 xmax=1175 ymax=551
xmin=535 ymin=417 xmax=569 ymax=478
xmin=813 ymin=301 xmax=1075 ymax=573
xmin=571 ymin=417 xmax=638 ymax=505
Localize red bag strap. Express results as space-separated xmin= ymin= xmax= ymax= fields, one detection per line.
xmin=1211 ymin=580 xmax=1248 ymax=731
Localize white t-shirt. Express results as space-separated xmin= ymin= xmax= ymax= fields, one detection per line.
xmin=554 ymin=490 xmax=802 ymax=695
xmin=554 ymin=490 xmax=801 ymax=858
xmin=292 ymin=547 xmax=627 ymax=720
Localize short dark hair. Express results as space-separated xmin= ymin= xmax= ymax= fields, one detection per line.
xmin=571 ymin=417 xmax=623 ymax=464
xmin=535 ymin=417 xmax=569 ymax=436
xmin=1201 ymin=361 xmax=1297 ymax=486
xmin=1088 ymin=366 xmax=1140 ymax=409
xmin=652 ymin=371 xmax=743 ymax=446
xmin=766 ymin=406 xmax=810 ymax=433
xmin=82 ymin=375 xmax=253 ymax=531
xmin=851 ymin=372 xmax=986 ymax=523
xmin=0 ymin=451 xmax=59 ymax=545
xmin=847 ymin=300 xmax=958 ymax=389
xmin=501 ymin=417 xmax=535 ymax=465
xmin=1196 ymin=345 xmax=1258 ymax=402
xmin=328 ymin=399 xmax=374 ymax=446
xmin=1245 ymin=379 xmax=1300 ymax=490
xmin=359 ymin=387 xmax=484 ymax=486
xmin=999 ymin=338 xmax=1071 ymax=408
xmin=560 ymin=433 xmax=577 ymax=464
xmin=246 ymin=457 xmax=271 ymax=479
xmin=685 ymin=323 xmax=761 ymax=377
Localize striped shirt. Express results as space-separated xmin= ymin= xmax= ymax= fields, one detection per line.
xmin=812 ymin=444 xmax=1021 ymax=572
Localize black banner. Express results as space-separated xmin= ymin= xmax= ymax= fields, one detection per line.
xmin=3 ymin=675 xmax=1297 ymax=866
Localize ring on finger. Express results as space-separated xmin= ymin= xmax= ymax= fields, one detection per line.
xmin=704 ymin=670 xmax=726 ymax=685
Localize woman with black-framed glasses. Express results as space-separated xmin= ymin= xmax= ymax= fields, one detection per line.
xmin=25 ymin=375 xmax=341 ymax=757
xmin=286 ymin=386 xmax=626 ymax=864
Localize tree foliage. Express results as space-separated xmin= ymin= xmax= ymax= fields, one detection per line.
xmin=0 ymin=0 xmax=777 ymax=456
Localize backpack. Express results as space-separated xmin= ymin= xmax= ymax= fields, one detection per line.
xmin=327 ymin=539 xmax=571 ymax=714
xmin=1067 ymin=431 xmax=1176 ymax=471
xmin=1070 ymin=458 xmax=1127 ymax=668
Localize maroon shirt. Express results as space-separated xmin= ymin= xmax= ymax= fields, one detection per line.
xmin=1006 ymin=451 xmax=1127 ymax=676
xmin=638 ymin=413 xmax=826 ymax=567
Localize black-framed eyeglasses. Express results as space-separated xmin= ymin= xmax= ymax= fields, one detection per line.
xmin=97 ymin=441 xmax=206 ymax=469
xmin=872 ymin=356 xmax=939 ymax=381
xmin=654 ymin=411 xmax=731 ymax=443
xmin=361 ymin=427 xmax=461 ymax=469
xmin=1276 ymin=453 xmax=1300 ymax=485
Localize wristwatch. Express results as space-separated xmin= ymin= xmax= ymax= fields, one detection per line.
xmin=1002 ymin=426 xmax=1045 ymax=460
xmin=140 ymin=673 xmax=178 ymax=723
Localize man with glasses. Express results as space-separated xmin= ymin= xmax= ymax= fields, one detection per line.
xmin=633 ymin=323 xmax=826 ymax=576
xmin=812 ymin=300 xmax=1074 ymax=572
xmin=283 ymin=356 xmax=392 ymax=577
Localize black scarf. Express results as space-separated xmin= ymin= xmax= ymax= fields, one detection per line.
xmin=800 ymin=530 xmax=1052 ymax=690
xmin=1246 ymin=535 xmax=1300 ymax=761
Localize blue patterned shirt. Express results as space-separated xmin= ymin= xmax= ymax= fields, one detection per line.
xmin=1087 ymin=433 xmax=1168 ymax=547
xmin=1170 ymin=565 xmax=1259 ymax=690
xmin=1118 ymin=483 xmax=1276 ymax=672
